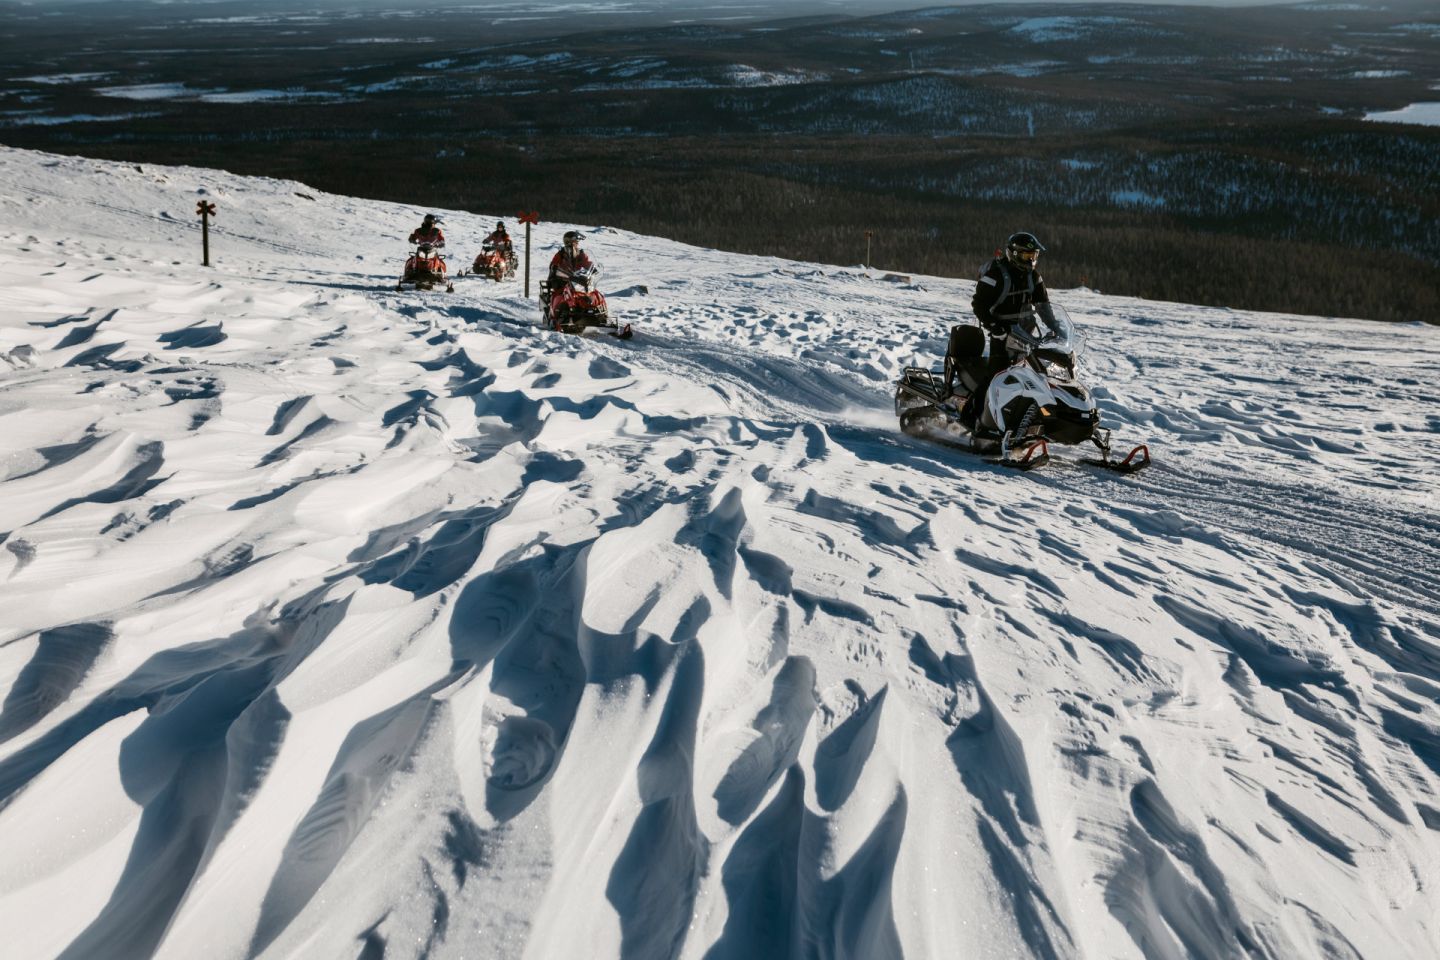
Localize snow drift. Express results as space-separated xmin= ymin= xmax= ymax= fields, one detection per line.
xmin=0 ymin=147 xmax=1437 ymax=960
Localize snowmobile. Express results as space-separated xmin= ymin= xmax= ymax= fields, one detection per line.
xmin=397 ymin=242 xmax=453 ymax=292
xmin=894 ymin=304 xmax=1150 ymax=473
xmin=541 ymin=265 xmax=632 ymax=339
xmin=472 ymin=242 xmax=517 ymax=282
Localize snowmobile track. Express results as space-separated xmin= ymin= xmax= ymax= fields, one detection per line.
xmin=1114 ymin=462 xmax=1440 ymax=619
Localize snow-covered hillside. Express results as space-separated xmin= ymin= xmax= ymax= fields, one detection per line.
xmin=0 ymin=147 xmax=1437 ymax=960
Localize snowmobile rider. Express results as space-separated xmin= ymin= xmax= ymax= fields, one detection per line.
xmin=973 ymin=231 xmax=1050 ymax=332
xmin=546 ymin=230 xmax=594 ymax=292
xmin=484 ymin=222 xmax=513 ymax=255
xmin=948 ymin=231 xmax=1057 ymax=422
xmin=408 ymin=213 xmax=445 ymax=249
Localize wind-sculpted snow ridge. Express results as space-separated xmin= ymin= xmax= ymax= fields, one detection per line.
xmin=0 ymin=146 xmax=1437 ymax=960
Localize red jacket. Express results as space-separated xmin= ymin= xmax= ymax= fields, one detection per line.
xmin=409 ymin=226 xmax=445 ymax=247
xmin=549 ymin=248 xmax=592 ymax=278
xmin=485 ymin=229 xmax=512 ymax=251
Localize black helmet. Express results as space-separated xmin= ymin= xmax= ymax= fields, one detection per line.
xmin=496 ymin=222 xmax=506 ymax=230
xmin=563 ymin=230 xmax=582 ymax=245
xmin=422 ymin=213 xmax=436 ymax=226
xmin=1005 ymin=231 xmax=1044 ymax=271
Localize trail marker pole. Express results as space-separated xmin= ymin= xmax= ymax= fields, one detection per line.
xmin=197 ymin=201 xmax=217 ymax=266
xmin=518 ymin=210 xmax=540 ymax=297
xmin=865 ymin=230 xmax=873 ymax=270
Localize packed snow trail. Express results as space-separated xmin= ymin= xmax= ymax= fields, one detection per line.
xmin=1 ymin=148 xmax=1437 ymax=960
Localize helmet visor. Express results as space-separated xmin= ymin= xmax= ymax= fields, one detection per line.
xmin=1013 ymin=248 xmax=1039 ymax=264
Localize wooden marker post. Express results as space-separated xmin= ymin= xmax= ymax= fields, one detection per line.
xmin=197 ymin=200 xmax=217 ymax=266
xmin=865 ymin=229 xmax=873 ymax=270
xmin=518 ymin=210 xmax=540 ymax=297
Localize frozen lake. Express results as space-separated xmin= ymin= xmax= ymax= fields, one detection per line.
xmin=1364 ymin=101 xmax=1440 ymax=126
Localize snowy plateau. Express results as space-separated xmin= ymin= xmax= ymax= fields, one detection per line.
xmin=0 ymin=147 xmax=1438 ymax=960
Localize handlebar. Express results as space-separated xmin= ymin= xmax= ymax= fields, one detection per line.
xmin=1004 ymin=323 xmax=1043 ymax=351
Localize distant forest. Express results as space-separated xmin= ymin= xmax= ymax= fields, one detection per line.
xmin=93 ymin=129 xmax=1435 ymax=324
xmin=3 ymin=0 xmax=1438 ymax=322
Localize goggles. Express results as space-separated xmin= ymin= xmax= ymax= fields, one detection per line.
xmin=1013 ymin=248 xmax=1039 ymax=263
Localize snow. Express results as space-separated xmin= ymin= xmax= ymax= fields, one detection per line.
xmin=193 ymin=17 xmax=285 ymax=25
xmin=347 ymin=78 xmax=418 ymax=94
xmin=12 ymin=73 xmax=115 ymax=85
xmin=724 ymin=65 xmax=823 ymax=86
xmin=0 ymin=146 xmax=1438 ymax=960
xmin=91 ymin=83 xmax=343 ymax=105
xmin=199 ymin=90 xmax=348 ymax=104
xmin=1364 ymin=101 xmax=1440 ymax=126
xmin=1006 ymin=16 xmax=1165 ymax=43
xmin=607 ymin=57 xmax=668 ymax=78
xmin=0 ymin=112 xmax=164 ymax=127
xmin=992 ymin=60 xmax=1065 ymax=77
xmin=573 ymin=61 xmax=822 ymax=92
xmin=95 ymin=82 xmax=202 ymax=101
xmin=1010 ymin=16 xmax=1105 ymax=41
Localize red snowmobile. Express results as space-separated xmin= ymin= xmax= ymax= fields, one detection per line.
xmin=472 ymin=243 xmax=517 ymax=282
xmin=397 ymin=242 xmax=453 ymax=292
xmin=541 ymin=265 xmax=631 ymax=339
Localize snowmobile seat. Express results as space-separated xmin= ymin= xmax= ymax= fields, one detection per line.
xmin=944 ymin=324 xmax=990 ymax=397
xmin=949 ymin=324 xmax=985 ymax=357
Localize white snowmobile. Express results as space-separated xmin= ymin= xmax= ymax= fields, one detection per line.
xmin=894 ymin=303 xmax=1150 ymax=472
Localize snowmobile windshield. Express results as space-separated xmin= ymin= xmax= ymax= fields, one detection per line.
xmin=1035 ymin=304 xmax=1083 ymax=360
xmin=1017 ymin=304 xmax=1084 ymax=381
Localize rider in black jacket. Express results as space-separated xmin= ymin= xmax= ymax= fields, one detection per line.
xmin=972 ymin=231 xmax=1049 ymax=333
xmin=946 ymin=231 xmax=1053 ymax=424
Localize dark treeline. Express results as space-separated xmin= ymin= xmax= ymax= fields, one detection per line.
xmin=43 ymin=131 xmax=1434 ymax=324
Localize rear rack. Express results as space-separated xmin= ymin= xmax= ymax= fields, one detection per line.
xmin=899 ymin=366 xmax=948 ymax=402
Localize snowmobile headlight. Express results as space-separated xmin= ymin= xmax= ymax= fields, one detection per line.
xmin=1036 ymin=349 xmax=1074 ymax=381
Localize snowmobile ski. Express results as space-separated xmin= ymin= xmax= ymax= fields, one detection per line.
xmin=1080 ymin=443 xmax=1151 ymax=474
xmin=992 ymin=437 xmax=1050 ymax=471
